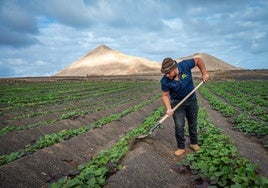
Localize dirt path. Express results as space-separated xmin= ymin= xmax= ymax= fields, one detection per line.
xmin=0 ymin=99 xmax=162 ymax=187
xmin=198 ymin=93 xmax=268 ymax=178
xmin=104 ymin=118 xmax=195 ymax=188
xmin=0 ymin=94 xmax=157 ymax=155
xmin=104 ymin=93 xmax=268 ymax=187
xmin=0 ymin=75 xmax=267 ymax=188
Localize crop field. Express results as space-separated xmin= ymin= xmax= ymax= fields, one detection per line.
xmin=0 ymin=79 xmax=161 ymax=163
xmin=0 ymin=76 xmax=267 ymax=187
xmin=200 ymin=80 xmax=268 ymax=143
xmin=195 ymin=80 xmax=268 ymax=187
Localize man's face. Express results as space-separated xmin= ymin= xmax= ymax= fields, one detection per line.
xmin=165 ymin=68 xmax=177 ymax=80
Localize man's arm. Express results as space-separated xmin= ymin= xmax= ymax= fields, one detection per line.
xmin=194 ymin=57 xmax=209 ymax=82
xmin=162 ymin=91 xmax=174 ymax=116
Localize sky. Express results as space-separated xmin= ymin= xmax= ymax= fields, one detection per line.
xmin=0 ymin=0 xmax=268 ymax=77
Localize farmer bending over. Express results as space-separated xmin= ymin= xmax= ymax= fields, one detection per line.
xmin=160 ymin=57 xmax=209 ymax=156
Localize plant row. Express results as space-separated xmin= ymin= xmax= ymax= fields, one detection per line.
xmin=0 ymin=96 xmax=132 ymax=135
xmin=199 ymin=86 xmax=235 ymax=117
xmin=1 ymin=81 xmax=151 ymax=111
xmin=0 ymin=94 xmax=160 ymax=166
xmin=199 ymin=81 xmax=268 ymax=137
xmin=50 ymin=105 xmax=268 ymax=187
xmin=50 ymin=106 xmax=166 ymax=187
xmin=0 ymin=83 xmax=157 ymax=135
xmin=206 ymin=81 xmax=267 ymax=117
xmin=179 ymin=106 xmax=268 ymax=187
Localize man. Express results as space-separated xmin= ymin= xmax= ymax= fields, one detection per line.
xmin=160 ymin=57 xmax=209 ymax=157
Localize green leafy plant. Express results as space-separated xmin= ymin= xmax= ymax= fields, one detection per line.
xmin=179 ymin=107 xmax=268 ymax=187
xmin=0 ymin=94 xmax=160 ymax=166
xmin=0 ymin=81 xmax=157 ymax=135
xmin=199 ymin=86 xmax=235 ymax=117
xmin=51 ymin=106 xmax=165 ymax=187
xmin=233 ymin=114 xmax=268 ymax=136
xmin=200 ymin=81 xmax=268 ymax=138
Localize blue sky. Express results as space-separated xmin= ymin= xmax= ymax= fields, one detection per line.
xmin=0 ymin=0 xmax=268 ymax=77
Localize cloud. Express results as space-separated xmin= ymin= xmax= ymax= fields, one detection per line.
xmin=0 ymin=27 xmax=38 ymax=47
xmin=34 ymin=60 xmax=47 ymax=66
xmin=0 ymin=0 xmax=39 ymax=47
xmin=35 ymin=0 xmax=92 ymax=28
xmin=0 ymin=56 xmax=57 ymax=77
xmin=0 ymin=61 xmax=14 ymax=77
xmin=250 ymin=33 xmax=268 ymax=54
xmin=0 ymin=0 xmax=268 ymax=77
xmin=1 ymin=1 xmax=37 ymax=33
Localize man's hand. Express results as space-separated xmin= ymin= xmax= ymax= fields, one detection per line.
xmin=194 ymin=57 xmax=209 ymax=83
xmin=202 ymin=73 xmax=210 ymax=83
xmin=166 ymin=109 xmax=174 ymax=116
xmin=162 ymin=91 xmax=173 ymax=116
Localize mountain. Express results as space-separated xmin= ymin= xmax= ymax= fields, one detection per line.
xmin=55 ymin=45 xmax=161 ymax=76
xmin=177 ymin=53 xmax=241 ymax=72
xmin=55 ymin=45 xmax=241 ymax=77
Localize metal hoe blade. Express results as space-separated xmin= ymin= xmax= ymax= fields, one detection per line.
xmin=135 ymin=122 xmax=161 ymax=140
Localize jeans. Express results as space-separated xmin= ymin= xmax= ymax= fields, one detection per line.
xmin=171 ymin=97 xmax=198 ymax=149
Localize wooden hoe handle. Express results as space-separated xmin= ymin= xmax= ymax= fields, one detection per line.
xmin=149 ymin=81 xmax=204 ymax=135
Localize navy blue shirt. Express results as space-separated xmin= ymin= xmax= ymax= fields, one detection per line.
xmin=160 ymin=59 xmax=196 ymax=103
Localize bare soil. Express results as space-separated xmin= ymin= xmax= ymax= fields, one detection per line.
xmin=0 ymin=69 xmax=267 ymax=188
xmin=198 ymin=93 xmax=268 ymax=177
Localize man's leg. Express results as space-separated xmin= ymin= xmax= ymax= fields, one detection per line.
xmin=186 ymin=98 xmax=199 ymax=150
xmin=172 ymin=105 xmax=186 ymax=149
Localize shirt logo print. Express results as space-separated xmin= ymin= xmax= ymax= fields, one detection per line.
xmin=182 ymin=74 xmax=187 ymax=79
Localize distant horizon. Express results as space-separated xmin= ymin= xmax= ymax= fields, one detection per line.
xmin=1 ymin=0 xmax=268 ymax=77
xmin=1 ymin=68 xmax=268 ymax=79
xmin=1 ymin=44 xmax=268 ymax=78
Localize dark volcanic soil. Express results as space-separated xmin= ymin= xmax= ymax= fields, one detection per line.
xmin=0 ymin=69 xmax=267 ymax=187
xmin=198 ymin=94 xmax=268 ymax=177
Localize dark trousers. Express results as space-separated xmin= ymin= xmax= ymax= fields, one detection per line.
xmin=171 ymin=97 xmax=198 ymax=149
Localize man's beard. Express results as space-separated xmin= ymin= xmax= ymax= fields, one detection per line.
xmin=172 ymin=73 xmax=177 ymax=80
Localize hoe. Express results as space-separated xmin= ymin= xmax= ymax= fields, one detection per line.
xmin=135 ymin=81 xmax=204 ymax=141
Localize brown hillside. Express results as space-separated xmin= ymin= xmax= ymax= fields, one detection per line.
xmin=55 ymin=45 xmax=161 ymax=76
xmin=55 ymin=45 xmax=241 ymax=77
xmin=177 ymin=53 xmax=241 ymax=72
